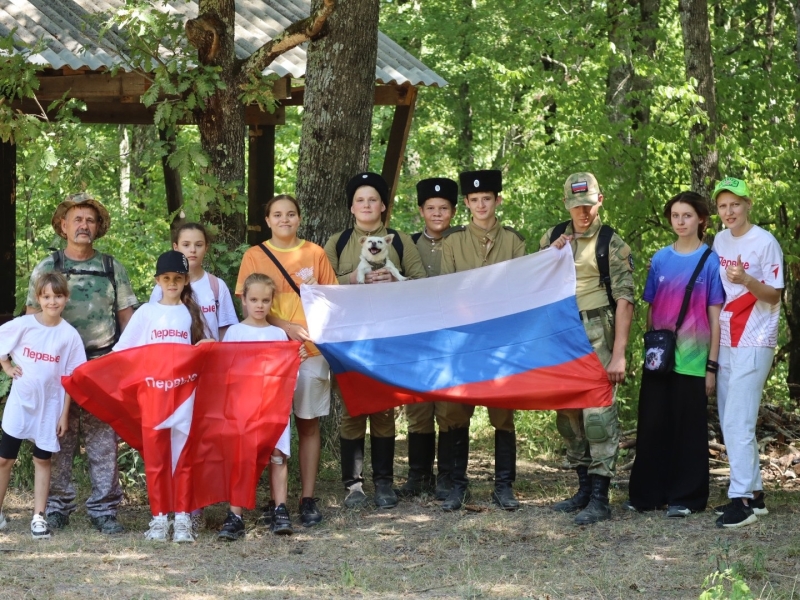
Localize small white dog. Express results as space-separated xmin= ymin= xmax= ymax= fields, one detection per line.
xmin=356 ymin=235 xmax=406 ymax=283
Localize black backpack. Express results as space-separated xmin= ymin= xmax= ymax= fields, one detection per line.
xmin=335 ymin=228 xmax=406 ymax=274
xmin=51 ymin=250 xmax=120 ymax=340
xmin=549 ymin=221 xmax=616 ymax=310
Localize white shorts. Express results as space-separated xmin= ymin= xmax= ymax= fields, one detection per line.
xmin=293 ymin=355 xmax=331 ymax=419
xmin=275 ymin=422 xmax=291 ymax=457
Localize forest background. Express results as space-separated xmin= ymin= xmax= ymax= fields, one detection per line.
xmin=3 ymin=0 xmax=800 ymax=453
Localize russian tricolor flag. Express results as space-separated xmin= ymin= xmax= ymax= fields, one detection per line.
xmin=301 ymin=246 xmax=612 ymax=417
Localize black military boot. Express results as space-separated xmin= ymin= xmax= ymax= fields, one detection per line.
xmin=551 ymin=466 xmax=592 ymax=513
xmin=371 ymin=436 xmax=399 ymax=509
xmin=435 ymin=429 xmax=454 ymax=501
xmin=398 ymin=432 xmax=436 ymax=498
xmin=492 ymin=429 xmax=520 ymax=510
xmin=574 ymin=475 xmax=612 ymax=525
xmin=341 ymin=437 xmax=368 ymax=509
xmin=441 ymin=427 xmax=471 ymax=512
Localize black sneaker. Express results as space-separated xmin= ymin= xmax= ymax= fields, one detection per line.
xmin=715 ymin=498 xmax=758 ymax=529
xmin=89 ymin=515 xmax=125 ymax=534
xmin=299 ymin=497 xmax=323 ymax=528
xmin=217 ymin=511 xmax=245 ymax=541
xmin=258 ymin=500 xmax=276 ymax=526
xmin=271 ymin=503 xmax=293 ymax=536
xmin=715 ymin=492 xmax=768 ymax=516
xmin=45 ymin=512 xmax=69 ymax=530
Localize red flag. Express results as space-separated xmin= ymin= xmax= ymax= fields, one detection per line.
xmin=62 ymin=342 xmax=300 ymax=514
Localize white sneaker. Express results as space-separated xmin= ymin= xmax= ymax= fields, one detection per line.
xmin=173 ymin=513 xmax=196 ymax=544
xmin=31 ymin=513 xmax=52 ymax=540
xmin=0 ymin=511 xmax=8 ymax=531
xmin=144 ymin=515 xmax=170 ymax=541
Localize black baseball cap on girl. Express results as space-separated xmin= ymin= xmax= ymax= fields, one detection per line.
xmin=155 ymin=250 xmax=190 ymax=276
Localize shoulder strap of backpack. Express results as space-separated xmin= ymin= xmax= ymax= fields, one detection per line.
xmin=51 ymin=250 xmax=64 ymax=273
xmin=335 ymin=228 xmax=354 ymax=261
xmin=549 ymin=221 xmax=570 ymax=245
xmin=208 ymin=273 xmax=220 ymax=308
xmin=596 ymin=225 xmax=616 ymax=311
xmin=503 ymin=225 xmax=525 ymax=242
xmin=386 ymin=228 xmax=404 ymax=267
xmin=411 ymin=232 xmax=422 ymax=244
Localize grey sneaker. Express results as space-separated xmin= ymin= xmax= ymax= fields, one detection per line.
xmin=46 ymin=512 xmax=69 ymax=530
xmin=144 ymin=515 xmax=170 ymax=541
xmin=31 ymin=513 xmax=52 ymax=540
xmin=89 ymin=515 xmax=125 ymax=534
xmin=666 ymin=505 xmax=692 ymax=518
xmin=172 ymin=513 xmax=196 ymax=544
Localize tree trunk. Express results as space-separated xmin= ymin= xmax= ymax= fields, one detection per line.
xmin=678 ymin=0 xmax=719 ymax=198
xmin=295 ymin=0 xmax=380 ymax=247
xmin=455 ymin=0 xmax=474 ymax=169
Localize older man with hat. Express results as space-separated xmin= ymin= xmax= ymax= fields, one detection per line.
xmin=396 ymin=177 xmax=459 ymax=499
xmin=25 ymin=193 xmax=138 ymax=534
xmin=539 ymin=173 xmax=634 ymax=525
xmin=438 ymin=169 xmax=526 ymax=512
xmin=324 ymin=172 xmax=426 ymax=511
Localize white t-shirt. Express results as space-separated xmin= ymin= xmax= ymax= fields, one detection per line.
xmin=223 ymin=322 xmax=291 ymax=455
xmin=149 ymin=272 xmax=237 ymax=341
xmin=113 ymin=302 xmax=193 ymax=351
xmin=713 ymin=225 xmax=784 ymax=348
xmin=0 ymin=315 xmax=86 ymax=452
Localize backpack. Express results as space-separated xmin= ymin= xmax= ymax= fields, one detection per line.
xmin=411 ymin=232 xmax=423 ymax=244
xmin=208 ymin=273 xmax=220 ymax=310
xmin=335 ymin=228 xmax=406 ymax=275
xmin=549 ymin=221 xmax=616 ymax=311
xmin=51 ymin=250 xmax=120 ymax=341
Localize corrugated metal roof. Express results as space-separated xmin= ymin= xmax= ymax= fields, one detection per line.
xmin=0 ymin=0 xmax=446 ymax=87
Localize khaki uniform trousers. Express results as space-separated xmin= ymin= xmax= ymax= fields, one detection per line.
xmin=433 ymin=402 xmax=515 ymax=433
xmin=555 ymin=309 xmax=620 ymax=478
xmin=340 ymin=404 xmax=396 ymax=440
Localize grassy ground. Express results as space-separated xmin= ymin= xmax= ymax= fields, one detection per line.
xmin=1 ymin=432 xmax=799 ymax=600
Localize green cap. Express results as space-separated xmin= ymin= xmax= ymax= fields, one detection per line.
xmin=712 ymin=177 xmax=750 ymax=201
xmin=564 ymin=173 xmax=600 ymax=209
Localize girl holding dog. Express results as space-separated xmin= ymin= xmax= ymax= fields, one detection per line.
xmin=627 ymin=192 xmax=724 ymax=517
xmin=711 ymin=178 xmax=783 ymax=528
xmin=235 ymin=194 xmax=337 ymax=528
xmin=324 ymin=173 xmax=426 ymax=510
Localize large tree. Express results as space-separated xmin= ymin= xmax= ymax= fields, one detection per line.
xmin=296 ymin=0 xmax=380 ymax=246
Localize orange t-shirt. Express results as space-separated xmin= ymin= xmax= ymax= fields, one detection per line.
xmin=235 ymin=240 xmax=338 ymax=356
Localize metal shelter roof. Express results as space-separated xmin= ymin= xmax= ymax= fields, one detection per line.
xmin=0 ymin=0 xmax=446 ymax=87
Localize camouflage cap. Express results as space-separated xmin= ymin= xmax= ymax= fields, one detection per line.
xmin=564 ymin=173 xmax=601 ymax=209
xmin=52 ymin=193 xmax=111 ymax=239
xmin=712 ymin=177 xmax=750 ymax=201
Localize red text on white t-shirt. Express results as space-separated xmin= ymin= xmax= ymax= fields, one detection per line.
xmin=22 ymin=347 xmax=61 ymax=363
xmin=719 ymin=256 xmax=750 ymax=270
xmin=150 ymin=329 xmax=189 ymax=341
xmin=201 ymin=304 xmax=217 ymax=314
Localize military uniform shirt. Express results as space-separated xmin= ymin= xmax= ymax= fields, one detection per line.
xmin=26 ymin=252 xmax=138 ymax=353
xmin=538 ymin=216 xmax=634 ymax=311
xmin=324 ymin=224 xmax=427 ymax=283
xmin=414 ymin=230 xmax=445 ymax=277
xmin=440 ymin=220 xmax=525 ymax=274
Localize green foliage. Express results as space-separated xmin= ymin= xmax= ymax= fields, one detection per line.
xmin=699 ymin=570 xmax=754 ymax=600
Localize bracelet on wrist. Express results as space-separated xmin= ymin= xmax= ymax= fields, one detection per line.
xmin=706 ymin=366 xmax=718 ymax=374
xmin=706 ymin=359 xmax=719 ymax=368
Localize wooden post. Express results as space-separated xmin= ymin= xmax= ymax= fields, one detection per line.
xmin=247 ymin=125 xmax=275 ymax=245
xmin=381 ymin=86 xmax=418 ymax=225
xmin=0 ymin=140 xmax=16 ymax=322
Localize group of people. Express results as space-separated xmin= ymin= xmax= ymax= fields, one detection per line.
xmin=0 ymin=169 xmax=782 ymax=543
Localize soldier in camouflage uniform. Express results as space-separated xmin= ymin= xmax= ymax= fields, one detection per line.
xmin=398 ymin=177 xmax=458 ymax=500
xmin=26 ymin=194 xmax=138 ymax=534
xmin=539 ymin=173 xmax=634 ymax=525
xmin=439 ymin=170 xmax=526 ymax=512
xmin=324 ymin=173 xmax=426 ymax=510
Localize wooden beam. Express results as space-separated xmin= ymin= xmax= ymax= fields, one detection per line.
xmin=283 ymin=84 xmax=416 ymax=107
xmin=35 ymin=72 xmax=150 ymax=102
xmin=247 ymin=126 xmax=275 ymax=245
xmin=0 ymin=140 xmax=16 ymax=320
xmin=11 ymin=100 xmax=286 ymax=126
xmin=381 ymin=86 xmax=418 ymax=225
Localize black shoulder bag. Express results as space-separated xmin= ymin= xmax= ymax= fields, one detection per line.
xmin=643 ymin=247 xmax=712 ymax=375
xmin=258 ymin=243 xmax=301 ymax=296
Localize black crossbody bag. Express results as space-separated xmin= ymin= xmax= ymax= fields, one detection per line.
xmin=643 ymin=247 xmax=712 ymax=375
xmin=258 ymin=243 xmax=301 ymax=296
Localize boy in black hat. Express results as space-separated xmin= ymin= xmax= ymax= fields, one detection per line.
xmin=438 ymin=169 xmax=526 ymax=511
xmin=397 ymin=177 xmax=458 ymax=499
xmin=324 ymin=172 xmax=426 ymax=510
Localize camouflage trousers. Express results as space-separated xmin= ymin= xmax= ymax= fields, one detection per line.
xmin=47 ymin=404 xmax=123 ymax=518
xmin=556 ymin=309 xmax=620 ymax=478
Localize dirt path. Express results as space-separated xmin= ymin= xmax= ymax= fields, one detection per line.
xmin=1 ymin=442 xmax=798 ymax=599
